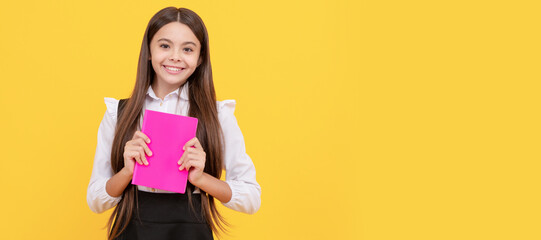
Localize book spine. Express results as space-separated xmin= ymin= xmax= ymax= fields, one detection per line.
xmin=131 ymin=110 xmax=150 ymax=185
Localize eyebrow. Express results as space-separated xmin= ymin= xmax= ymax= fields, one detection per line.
xmin=157 ymin=38 xmax=197 ymax=47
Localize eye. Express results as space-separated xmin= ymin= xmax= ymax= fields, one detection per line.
xmin=160 ymin=44 xmax=170 ymax=49
xmin=183 ymin=48 xmax=193 ymax=52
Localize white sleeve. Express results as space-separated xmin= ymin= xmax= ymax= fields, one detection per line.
xmin=86 ymin=97 xmax=122 ymax=213
xmin=217 ymin=100 xmax=261 ymax=214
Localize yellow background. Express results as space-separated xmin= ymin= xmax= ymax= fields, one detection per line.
xmin=0 ymin=0 xmax=539 ymax=239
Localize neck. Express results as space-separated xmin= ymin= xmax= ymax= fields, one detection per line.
xmin=151 ymin=79 xmax=185 ymax=100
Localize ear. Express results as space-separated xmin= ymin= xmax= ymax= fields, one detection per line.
xmin=197 ymin=57 xmax=202 ymax=67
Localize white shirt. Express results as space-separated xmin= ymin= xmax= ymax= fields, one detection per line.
xmin=87 ymin=82 xmax=261 ymax=214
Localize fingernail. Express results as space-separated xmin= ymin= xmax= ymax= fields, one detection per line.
xmin=149 ymin=152 xmax=153 ymax=156
xmin=183 ymin=146 xmax=185 ymax=150
xmin=147 ymin=139 xmax=151 ymax=143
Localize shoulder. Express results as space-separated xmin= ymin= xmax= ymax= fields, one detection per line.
xmin=216 ymin=99 xmax=238 ymax=126
xmin=103 ymin=97 xmax=120 ymax=122
xmin=216 ymin=99 xmax=237 ymax=116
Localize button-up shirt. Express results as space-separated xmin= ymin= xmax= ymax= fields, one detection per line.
xmin=87 ymin=82 xmax=261 ymax=214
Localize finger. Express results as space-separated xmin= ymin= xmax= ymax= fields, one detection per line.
xmin=180 ymin=154 xmax=194 ymax=171
xmin=184 ymin=137 xmax=202 ymax=150
xmin=186 ymin=152 xmax=205 ymax=166
xmin=179 ymin=160 xmax=187 ymax=171
xmin=188 ymin=157 xmax=205 ymax=172
xmin=138 ymin=147 xmax=148 ymax=165
xmin=192 ymin=138 xmax=203 ymax=149
xmin=133 ymin=131 xmax=151 ymax=144
xmin=183 ymin=147 xmax=195 ymax=155
xmin=184 ymin=152 xmax=194 ymax=162
xmin=185 ymin=149 xmax=206 ymax=162
xmin=126 ymin=140 xmax=135 ymax=146
xmin=130 ymin=151 xmax=144 ymax=166
xmin=178 ymin=150 xmax=186 ymax=165
xmin=183 ymin=160 xmax=192 ymax=171
xmin=126 ymin=147 xmax=144 ymax=165
xmin=136 ymin=138 xmax=153 ymax=156
xmin=126 ymin=145 xmax=142 ymax=154
xmin=183 ymin=138 xmax=194 ymax=150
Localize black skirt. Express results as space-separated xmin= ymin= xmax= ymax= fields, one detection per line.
xmin=115 ymin=190 xmax=213 ymax=240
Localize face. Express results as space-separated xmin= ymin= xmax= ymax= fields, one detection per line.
xmin=149 ymin=22 xmax=202 ymax=89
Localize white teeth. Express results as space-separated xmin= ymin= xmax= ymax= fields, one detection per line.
xmin=165 ymin=66 xmax=182 ymax=72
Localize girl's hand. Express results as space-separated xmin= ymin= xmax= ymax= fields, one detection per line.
xmin=123 ymin=131 xmax=152 ymax=175
xmin=178 ymin=137 xmax=206 ymax=186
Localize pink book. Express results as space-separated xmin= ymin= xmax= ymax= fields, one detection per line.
xmin=131 ymin=109 xmax=198 ymax=194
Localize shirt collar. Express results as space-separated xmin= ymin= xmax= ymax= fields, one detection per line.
xmin=147 ymin=82 xmax=189 ymax=101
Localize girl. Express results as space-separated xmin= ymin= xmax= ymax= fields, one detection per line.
xmin=87 ymin=7 xmax=261 ymax=240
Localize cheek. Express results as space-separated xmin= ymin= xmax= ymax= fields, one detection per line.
xmin=150 ymin=58 xmax=162 ymax=72
xmin=187 ymin=55 xmax=201 ymax=68
xmin=150 ymin=52 xmax=167 ymax=69
xmin=151 ymin=50 xmax=166 ymax=62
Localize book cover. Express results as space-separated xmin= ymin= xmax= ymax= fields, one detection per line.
xmin=131 ymin=109 xmax=198 ymax=194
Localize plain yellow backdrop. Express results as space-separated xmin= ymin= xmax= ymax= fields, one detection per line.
xmin=0 ymin=0 xmax=539 ymax=239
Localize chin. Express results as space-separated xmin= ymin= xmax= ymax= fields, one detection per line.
xmin=164 ymin=79 xmax=187 ymax=86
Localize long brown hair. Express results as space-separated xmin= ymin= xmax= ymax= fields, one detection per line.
xmin=107 ymin=7 xmax=228 ymax=239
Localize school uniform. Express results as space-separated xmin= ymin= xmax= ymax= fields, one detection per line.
xmin=86 ymin=82 xmax=261 ymax=239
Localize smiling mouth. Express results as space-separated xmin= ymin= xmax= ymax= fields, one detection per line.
xmin=163 ymin=65 xmax=185 ymax=72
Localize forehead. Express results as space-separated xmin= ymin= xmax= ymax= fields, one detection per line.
xmin=152 ymin=22 xmax=200 ymax=46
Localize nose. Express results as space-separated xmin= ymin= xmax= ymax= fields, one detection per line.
xmin=169 ymin=49 xmax=182 ymax=62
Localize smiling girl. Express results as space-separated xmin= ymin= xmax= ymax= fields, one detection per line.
xmin=86 ymin=7 xmax=261 ymax=240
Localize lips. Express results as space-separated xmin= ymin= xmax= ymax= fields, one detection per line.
xmin=163 ymin=65 xmax=185 ymax=74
